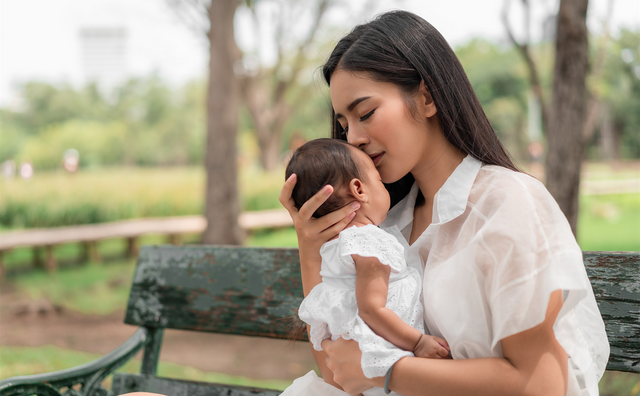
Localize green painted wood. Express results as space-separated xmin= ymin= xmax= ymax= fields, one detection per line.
xmin=0 ymin=383 xmax=62 ymax=396
xmin=111 ymin=373 xmax=281 ymax=396
xmin=141 ymin=328 xmax=164 ymax=375
xmin=124 ymin=245 xmax=306 ymax=340
xmin=583 ymin=251 xmax=640 ymax=373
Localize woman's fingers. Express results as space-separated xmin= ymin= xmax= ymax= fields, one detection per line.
xmin=280 ymin=176 xmax=361 ymax=249
xmin=298 ymin=184 xmax=334 ymax=221
xmin=322 ymin=338 xmax=372 ymax=395
xmin=317 ymin=201 xmax=360 ymax=237
xmin=279 ymin=174 xmax=298 ymax=216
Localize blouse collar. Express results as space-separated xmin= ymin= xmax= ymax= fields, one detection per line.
xmin=381 ymin=154 xmax=482 ymax=230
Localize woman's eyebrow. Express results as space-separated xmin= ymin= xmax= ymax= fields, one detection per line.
xmin=335 ymin=96 xmax=371 ymax=119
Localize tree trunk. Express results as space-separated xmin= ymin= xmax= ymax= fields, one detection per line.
xmin=257 ymin=131 xmax=282 ymax=171
xmin=545 ymin=0 xmax=589 ymax=236
xmin=203 ymin=0 xmax=243 ymax=245
xmin=599 ymin=105 xmax=619 ymax=160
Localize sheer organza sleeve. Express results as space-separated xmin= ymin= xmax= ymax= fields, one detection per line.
xmin=338 ymin=225 xmax=405 ymax=273
xmin=477 ymin=174 xmax=592 ymax=349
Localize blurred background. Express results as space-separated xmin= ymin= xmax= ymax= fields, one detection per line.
xmin=0 ymin=0 xmax=638 ymax=394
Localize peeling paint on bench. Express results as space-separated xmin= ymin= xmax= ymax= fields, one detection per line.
xmin=125 ymin=245 xmax=306 ymax=340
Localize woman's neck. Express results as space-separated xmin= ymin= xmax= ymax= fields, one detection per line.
xmin=411 ymin=135 xmax=465 ymax=206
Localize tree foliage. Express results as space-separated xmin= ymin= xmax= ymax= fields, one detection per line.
xmin=1 ymin=30 xmax=638 ymax=173
xmin=0 ymin=77 xmax=206 ymax=169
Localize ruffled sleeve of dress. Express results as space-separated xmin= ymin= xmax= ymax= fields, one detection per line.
xmin=338 ymin=224 xmax=406 ymax=273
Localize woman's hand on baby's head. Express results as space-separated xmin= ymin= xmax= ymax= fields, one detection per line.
xmin=280 ymin=174 xmax=360 ymax=247
xmin=413 ymin=334 xmax=451 ymax=359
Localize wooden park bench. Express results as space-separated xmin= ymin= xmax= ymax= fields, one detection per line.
xmin=0 ymin=247 xmax=638 ymax=396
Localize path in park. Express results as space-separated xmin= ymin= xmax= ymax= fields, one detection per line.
xmin=0 ymin=286 xmax=317 ymax=382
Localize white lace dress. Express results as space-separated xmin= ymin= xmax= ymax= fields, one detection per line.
xmin=290 ymin=224 xmax=424 ymax=396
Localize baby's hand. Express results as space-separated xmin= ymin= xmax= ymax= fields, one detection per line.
xmin=413 ymin=334 xmax=450 ymax=359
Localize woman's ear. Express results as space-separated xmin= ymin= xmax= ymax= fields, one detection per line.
xmin=418 ymin=80 xmax=437 ymax=118
xmin=348 ymin=178 xmax=368 ymax=203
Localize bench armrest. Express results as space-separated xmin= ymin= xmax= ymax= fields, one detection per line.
xmin=0 ymin=327 xmax=150 ymax=396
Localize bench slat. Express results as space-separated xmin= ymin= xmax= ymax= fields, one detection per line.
xmin=125 ymin=246 xmax=305 ymax=340
xmin=584 ymin=252 xmax=640 ymax=372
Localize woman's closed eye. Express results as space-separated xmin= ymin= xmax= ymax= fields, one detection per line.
xmin=340 ymin=109 xmax=376 ymax=136
xmin=360 ymin=108 xmax=375 ymax=122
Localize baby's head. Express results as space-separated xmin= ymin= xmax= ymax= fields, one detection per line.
xmin=285 ymin=138 xmax=390 ymax=225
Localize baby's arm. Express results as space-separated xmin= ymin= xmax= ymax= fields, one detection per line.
xmin=354 ymin=255 xmax=449 ymax=358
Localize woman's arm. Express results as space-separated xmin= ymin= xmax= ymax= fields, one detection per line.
xmin=279 ymin=175 xmax=359 ymax=383
xmin=324 ymin=290 xmax=568 ymax=396
xmin=355 ymin=255 xmax=448 ymax=356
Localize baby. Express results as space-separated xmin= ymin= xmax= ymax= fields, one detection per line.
xmin=282 ymin=138 xmax=449 ymax=396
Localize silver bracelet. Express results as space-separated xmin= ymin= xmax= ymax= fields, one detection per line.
xmin=384 ymin=363 xmax=394 ymax=394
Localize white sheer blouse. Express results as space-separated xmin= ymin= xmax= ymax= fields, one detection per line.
xmin=380 ymin=155 xmax=609 ymax=396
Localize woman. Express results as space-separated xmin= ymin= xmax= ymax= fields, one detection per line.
xmin=279 ymin=10 xmax=609 ymax=396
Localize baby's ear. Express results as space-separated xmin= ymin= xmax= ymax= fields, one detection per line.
xmin=348 ymin=178 xmax=367 ymax=203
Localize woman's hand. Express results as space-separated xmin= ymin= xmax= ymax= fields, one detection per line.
xmin=321 ymin=338 xmax=380 ymax=395
xmin=279 ymin=174 xmax=359 ymax=272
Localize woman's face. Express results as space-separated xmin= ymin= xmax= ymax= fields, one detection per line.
xmin=329 ymin=69 xmax=436 ymax=184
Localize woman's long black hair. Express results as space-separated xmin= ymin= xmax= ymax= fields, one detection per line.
xmin=322 ymin=10 xmax=519 ymax=207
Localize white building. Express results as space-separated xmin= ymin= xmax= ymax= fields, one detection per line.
xmin=79 ymin=27 xmax=128 ymax=92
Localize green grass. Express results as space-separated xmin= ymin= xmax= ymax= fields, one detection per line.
xmin=578 ymin=193 xmax=640 ymax=251
xmin=600 ymin=371 xmax=640 ymax=396
xmin=246 ymin=227 xmax=298 ymax=248
xmin=0 ymin=166 xmax=284 ymax=229
xmin=11 ymin=259 xmax=136 ymax=315
xmin=0 ymin=345 xmax=291 ymax=390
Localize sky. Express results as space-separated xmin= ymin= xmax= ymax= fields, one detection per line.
xmin=0 ymin=0 xmax=638 ymax=107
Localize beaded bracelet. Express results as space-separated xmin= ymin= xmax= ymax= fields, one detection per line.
xmin=384 ymin=364 xmax=394 ymax=394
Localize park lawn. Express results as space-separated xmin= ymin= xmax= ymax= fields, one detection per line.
xmin=0 ymin=165 xmax=284 ymax=229
xmin=0 ymin=345 xmax=291 ymax=391
xmin=578 ymin=193 xmax=640 ymax=251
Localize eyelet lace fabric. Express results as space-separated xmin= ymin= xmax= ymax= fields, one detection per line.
xmin=298 ymin=225 xmax=425 ymax=380
xmin=339 ymin=225 xmax=405 ymax=273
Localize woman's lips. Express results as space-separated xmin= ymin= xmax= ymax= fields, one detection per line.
xmin=370 ymin=153 xmax=384 ymax=166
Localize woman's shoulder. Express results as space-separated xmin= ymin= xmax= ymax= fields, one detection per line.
xmin=477 ymin=165 xmax=546 ymax=192
xmin=471 ymin=165 xmax=555 ymax=208
xmin=469 ymin=165 xmax=578 ymax=251
xmin=469 ymin=165 xmax=574 ymax=236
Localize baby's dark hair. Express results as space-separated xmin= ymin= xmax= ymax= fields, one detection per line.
xmin=285 ymin=138 xmax=366 ymax=218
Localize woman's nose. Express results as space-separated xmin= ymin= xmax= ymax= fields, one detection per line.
xmin=347 ymin=126 xmax=369 ymax=149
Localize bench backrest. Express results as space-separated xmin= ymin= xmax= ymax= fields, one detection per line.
xmin=124 ymin=246 xmax=640 ymax=372
xmin=125 ymin=245 xmax=305 ymax=340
